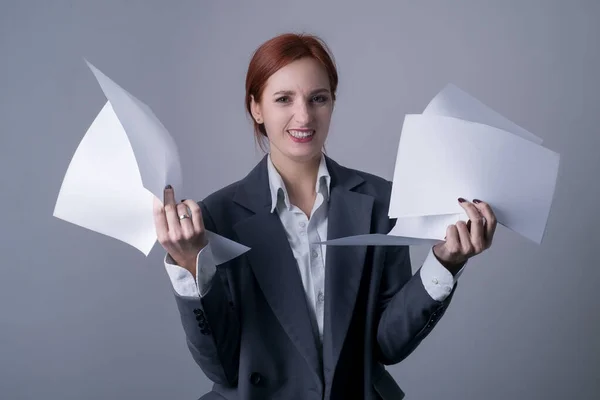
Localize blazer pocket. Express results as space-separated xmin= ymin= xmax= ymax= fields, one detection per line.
xmin=373 ymin=368 xmax=406 ymax=400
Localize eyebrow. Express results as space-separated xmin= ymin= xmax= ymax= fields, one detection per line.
xmin=272 ymin=88 xmax=330 ymax=96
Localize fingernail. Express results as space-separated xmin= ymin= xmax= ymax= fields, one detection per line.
xmin=467 ymin=220 xmax=472 ymax=231
xmin=181 ymin=199 xmax=186 ymax=202
xmin=473 ymin=199 xmax=481 ymax=204
xmin=458 ymin=197 xmax=466 ymax=203
xmin=165 ymin=185 xmax=172 ymax=190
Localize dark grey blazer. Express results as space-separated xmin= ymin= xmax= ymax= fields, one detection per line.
xmin=172 ymin=155 xmax=457 ymax=400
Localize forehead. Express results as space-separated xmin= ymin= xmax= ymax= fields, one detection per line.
xmin=264 ymin=57 xmax=330 ymax=93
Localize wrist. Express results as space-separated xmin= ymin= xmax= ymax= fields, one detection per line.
xmin=433 ymin=244 xmax=465 ymax=276
xmin=170 ymin=253 xmax=197 ymax=276
xmin=183 ymin=262 xmax=197 ymax=279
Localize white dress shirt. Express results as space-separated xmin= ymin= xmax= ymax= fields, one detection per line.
xmin=164 ymin=153 xmax=464 ymax=346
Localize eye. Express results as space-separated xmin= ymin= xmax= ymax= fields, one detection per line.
xmin=312 ymin=95 xmax=328 ymax=103
xmin=275 ymin=96 xmax=290 ymax=103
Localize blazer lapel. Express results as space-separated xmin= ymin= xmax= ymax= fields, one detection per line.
xmin=322 ymin=157 xmax=374 ymax=377
xmin=231 ymin=156 xmax=322 ymax=377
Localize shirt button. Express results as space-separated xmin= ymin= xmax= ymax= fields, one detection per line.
xmin=299 ymin=221 xmax=306 ymax=228
xmin=311 ymin=250 xmax=318 ymax=259
xmin=432 ymin=278 xmax=439 ymax=285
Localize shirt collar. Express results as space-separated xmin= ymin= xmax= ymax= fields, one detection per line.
xmin=267 ymin=153 xmax=331 ymax=213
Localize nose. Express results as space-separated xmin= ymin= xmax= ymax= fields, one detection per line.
xmin=294 ymin=100 xmax=312 ymax=125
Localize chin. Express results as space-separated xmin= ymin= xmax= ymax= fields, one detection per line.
xmin=281 ymin=147 xmax=322 ymax=163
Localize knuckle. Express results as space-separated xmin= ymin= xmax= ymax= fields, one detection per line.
xmin=170 ymin=231 xmax=182 ymax=242
xmin=447 ymin=243 xmax=460 ymax=254
xmin=192 ymin=207 xmax=202 ymax=218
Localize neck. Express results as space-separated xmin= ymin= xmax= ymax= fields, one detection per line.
xmin=270 ymin=151 xmax=322 ymax=202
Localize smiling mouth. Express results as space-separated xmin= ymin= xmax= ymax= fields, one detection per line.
xmin=287 ymin=129 xmax=315 ymax=139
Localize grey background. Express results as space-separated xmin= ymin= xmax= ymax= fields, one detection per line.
xmin=1 ymin=0 xmax=598 ymax=399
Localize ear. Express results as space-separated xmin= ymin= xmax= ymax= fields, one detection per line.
xmin=250 ymin=95 xmax=263 ymax=124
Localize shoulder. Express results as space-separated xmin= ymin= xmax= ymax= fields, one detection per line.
xmin=201 ymin=180 xmax=240 ymax=207
xmin=198 ymin=156 xmax=267 ymax=213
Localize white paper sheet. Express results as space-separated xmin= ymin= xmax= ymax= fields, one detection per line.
xmin=53 ymin=61 xmax=250 ymax=261
xmin=389 ymin=114 xmax=560 ymax=244
xmin=85 ymin=60 xmax=182 ymax=200
xmin=319 ymin=84 xmax=559 ymax=248
xmin=315 ymin=234 xmax=442 ymax=247
xmin=423 ymin=83 xmax=544 ymax=145
xmin=380 ymin=84 xmax=545 ymax=242
xmin=388 ymin=213 xmax=468 ymax=240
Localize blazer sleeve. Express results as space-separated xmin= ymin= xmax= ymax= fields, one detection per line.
xmin=374 ymin=240 xmax=457 ymax=365
xmin=171 ymin=200 xmax=241 ymax=385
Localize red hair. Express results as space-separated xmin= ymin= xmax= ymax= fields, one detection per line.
xmin=245 ymin=33 xmax=339 ymax=151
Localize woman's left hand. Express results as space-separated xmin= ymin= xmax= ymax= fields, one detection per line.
xmin=433 ymin=198 xmax=497 ymax=274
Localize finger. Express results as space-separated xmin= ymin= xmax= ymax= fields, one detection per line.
xmin=164 ymin=197 xmax=181 ymax=235
xmin=458 ymin=198 xmax=485 ymax=244
xmin=473 ymin=199 xmax=497 ymax=245
xmin=164 ymin=184 xmax=176 ymax=206
xmin=456 ymin=220 xmax=473 ymax=255
xmin=177 ymin=202 xmax=194 ymax=237
xmin=445 ymin=224 xmax=461 ymax=256
xmin=153 ymin=196 xmax=169 ymax=243
xmin=182 ymin=200 xmax=205 ymax=233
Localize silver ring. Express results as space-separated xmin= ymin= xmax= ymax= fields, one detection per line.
xmin=179 ymin=214 xmax=190 ymax=220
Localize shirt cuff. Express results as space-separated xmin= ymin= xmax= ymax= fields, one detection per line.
xmin=163 ymin=243 xmax=217 ymax=297
xmin=419 ymin=247 xmax=467 ymax=302
xmin=164 ymin=253 xmax=200 ymax=297
xmin=195 ymin=243 xmax=217 ymax=296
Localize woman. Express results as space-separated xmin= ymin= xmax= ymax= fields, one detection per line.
xmin=154 ymin=33 xmax=496 ymax=400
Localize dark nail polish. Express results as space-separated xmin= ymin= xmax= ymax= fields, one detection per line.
xmin=165 ymin=185 xmax=172 ymax=190
xmin=181 ymin=199 xmax=186 ymax=203
xmin=473 ymin=199 xmax=481 ymax=204
xmin=467 ymin=220 xmax=472 ymax=231
xmin=458 ymin=197 xmax=466 ymax=203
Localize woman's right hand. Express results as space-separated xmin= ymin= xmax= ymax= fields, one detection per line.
xmin=153 ymin=185 xmax=208 ymax=276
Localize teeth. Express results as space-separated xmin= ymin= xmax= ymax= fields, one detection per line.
xmin=288 ymin=130 xmax=314 ymax=138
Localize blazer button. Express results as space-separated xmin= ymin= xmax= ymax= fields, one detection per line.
xmin=249 ymin=372 xmax=262 ymax=386
xmin=193 ymin=309 xmax=203 ymax=316
xmin=200 ymin=328 xmax=211 ymax=335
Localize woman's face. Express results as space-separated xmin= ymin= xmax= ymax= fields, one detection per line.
xmin=251 ymin=57 xmax=334 ymax=164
